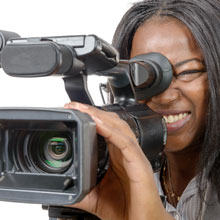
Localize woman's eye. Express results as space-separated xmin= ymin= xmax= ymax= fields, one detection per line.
xmin=175 ymin=70 xmax=206 ymax=82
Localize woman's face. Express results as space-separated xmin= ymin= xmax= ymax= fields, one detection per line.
xmin=130 ymin=17 xmax=208 ymax=153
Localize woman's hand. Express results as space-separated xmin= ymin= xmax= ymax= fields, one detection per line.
xmin=64 ymin=102 xmax=173 ymax=220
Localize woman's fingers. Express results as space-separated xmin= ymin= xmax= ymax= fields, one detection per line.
xmin=64 ymin=102 xmax=152 ymax=182
xmin=64 ymin=102 xmax=144 ymax=160
xmin=64 ymin=102 xmax=130 ymax=133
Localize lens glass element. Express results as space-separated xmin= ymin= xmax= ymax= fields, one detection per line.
xmin=44 ymin=137 xmax=71 ymax=169
xmin=27 ymin=131 xmax=73 ymax=174
xmin=48 ymin=137 xmax=69 ymax=159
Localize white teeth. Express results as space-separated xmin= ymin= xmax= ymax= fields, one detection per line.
xmin=174 ymin=115 xmax=179 ymax=121
xmin=163 ymin=113 xmax=189 ymax=124
xmin=168 ymin=115 xmax=174 ymax=123
xmin=178 ymin=113 xmax=183 ymax=120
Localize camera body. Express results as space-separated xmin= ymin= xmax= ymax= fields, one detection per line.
xmin=0 ymin=30 xmax=172 ymax=206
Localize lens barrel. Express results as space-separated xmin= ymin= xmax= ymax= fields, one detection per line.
xmin=13 ymin=131 xmax=73 ymax=174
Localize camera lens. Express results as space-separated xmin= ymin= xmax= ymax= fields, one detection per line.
xmin=44 ymin=137 xmax=72 ymax=170
xmin=13 ymin=131 xmax=74 ymax=174
xmin=47 ymin=137 xmax=69 ymax=160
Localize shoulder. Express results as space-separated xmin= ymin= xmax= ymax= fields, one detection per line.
xmin=200 ymin=179 xmax=220 ymax=219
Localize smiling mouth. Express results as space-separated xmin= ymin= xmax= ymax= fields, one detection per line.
xmin=163 ymin=112 xmax=190 ymax=124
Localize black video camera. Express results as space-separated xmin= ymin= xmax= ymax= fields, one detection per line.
xmin=0 ymin=30 xmax=172 ymax=207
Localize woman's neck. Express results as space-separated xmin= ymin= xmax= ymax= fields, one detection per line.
xmin=162 ymin=145 xmax=201 ymax=206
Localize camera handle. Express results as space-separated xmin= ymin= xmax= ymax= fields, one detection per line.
xmin=63 ymin=74 xmax=94 ymax=105
xmin=44 ymin=206 xmax=100 ymax=220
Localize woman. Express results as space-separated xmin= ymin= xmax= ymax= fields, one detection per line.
xmin=65 ymin=0 xmax=220 ymax=219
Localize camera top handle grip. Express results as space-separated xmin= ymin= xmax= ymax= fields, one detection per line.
xmin=0 ymin=31 xmax=172 ymax=106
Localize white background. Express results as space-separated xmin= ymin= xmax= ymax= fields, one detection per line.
xmin=0 ymin=0 xmax=134 ymax=219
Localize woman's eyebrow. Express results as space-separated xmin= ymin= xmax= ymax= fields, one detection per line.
xmin=174 ymin=58 xmax=204 ymax=68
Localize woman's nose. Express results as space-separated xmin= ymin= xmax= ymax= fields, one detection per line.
xmin=150 ymin=80 xmax=180 ymax=105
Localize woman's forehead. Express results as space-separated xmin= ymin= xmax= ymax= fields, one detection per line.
xmin=130 ymin=17 xmax=203 ymax=64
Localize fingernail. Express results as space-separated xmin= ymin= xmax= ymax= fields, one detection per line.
xmin=78 ymin=103 xmax=89 ymax=109
xmin=64 ymin=104 xmax=69 ymax=108
xmin=68 ymin=102 xmax=89 ymax=110
xmin=68 ymin=103 xmax=77 ymax=108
